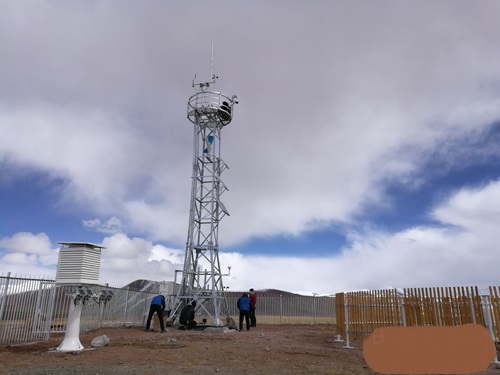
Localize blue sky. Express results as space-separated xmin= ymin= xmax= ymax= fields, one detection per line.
xmin=1 ymin=1 xmax=500 ymax=294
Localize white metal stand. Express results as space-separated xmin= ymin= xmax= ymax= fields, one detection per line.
xmin=342 ymin=296 xmax=354 ymax=348
xmin=56 ymin=302 xmax=84 ymax=352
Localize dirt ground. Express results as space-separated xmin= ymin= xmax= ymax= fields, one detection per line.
xmin=1 ymin=324 xmax=499 ymax=375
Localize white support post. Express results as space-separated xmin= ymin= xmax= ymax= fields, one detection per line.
xmin=32 ymin=281 xmax=44 ymax=334
xmin=123 ymin=286 xmax=130 ymax=325
xmin=0 ymin=272 xmax=11 ymax=322
xmin=56 ymin=301 xmax=84 ymax=352
xmin=480 ymin=296 xmax=499 ymax=365
xmin=279 ymin=295 xmax=283 ymax=325
xmin=470 ymin=297 xmax=476 ymax=325
xmin=399 ymin=297 xmax=406 ymax=327
xmin=334 ymin=334 xmax=344 ymax=342
xmin=313 ymin=294 xmax=317 ymax=325
xmin=343 ymin=295 xmax=353 ymax=349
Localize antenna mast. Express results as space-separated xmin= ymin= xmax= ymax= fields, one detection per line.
xmin=210 ymin=36 xmax=215 ymax=81
xmin=192 ymin=37 xmax=218 ymax=91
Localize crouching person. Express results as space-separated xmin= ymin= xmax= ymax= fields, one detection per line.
xmin=180 ymin=300 xmax=197 ymax=330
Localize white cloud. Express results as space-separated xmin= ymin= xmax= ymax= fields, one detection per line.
xmin=2 ymin=172 xmax=500 ymax=292
xmin=2 ymin=2 xmax=500 ymax=292
xmin=0 ymin=232 xmax=55 ymax=256
xmin=0 ymin=232 xmax=59 ymax=276
xmin=1 ymin=252 xmax=38 ymax=265
xmin=220 ymin=227 xmax=492 ymax=294
xmin=0 ymin=103 xmax=191 ymax=243
xmin=98 ymin=233 xmax=184 ymax=286
xmin=433 ymin=179 xmax=500 ymax=232
xmin=223 ymin=180 xmax=500 ymax=293
xmin=82 ymin=217 xmax=123 ymax=234
xmin=2 ymin=2 xmax=500 ymax=247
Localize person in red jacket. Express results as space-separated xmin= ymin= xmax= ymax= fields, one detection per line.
xmin=249 ymin=288 xmax=257 ymax=327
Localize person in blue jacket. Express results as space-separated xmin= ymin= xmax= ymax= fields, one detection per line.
xmin=145 ymin=294 xmax=166 ymax=332
xmin=237 ymin=293 xmax=251 ymax=331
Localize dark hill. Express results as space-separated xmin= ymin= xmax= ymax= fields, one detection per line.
xmin=122 ymin=280 xmax=300 ymax=296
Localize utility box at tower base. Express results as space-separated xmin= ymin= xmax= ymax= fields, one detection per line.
xmin=56 ymin=242 xmax=105 ymax=285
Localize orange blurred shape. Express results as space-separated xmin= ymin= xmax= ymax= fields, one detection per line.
xmin=363 ymin=324 xmax=496 ymax=374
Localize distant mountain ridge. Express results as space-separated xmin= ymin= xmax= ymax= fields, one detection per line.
xmin=122 ymin=279 xmax=160 ymax=293
xmin=227 ymin=289 xmax=301 ymax=297
xmin=122 ymin=280 xmax=301 ymax=296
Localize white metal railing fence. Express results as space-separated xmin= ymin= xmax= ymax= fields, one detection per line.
xmin=0 ymin=273 xmax=57 ymax=344
xmin=0 ymin=274 xmax=161 ymax=345
xmin=0 ymin=274 xmax=336 ymax=346
xmin=224 ymin=294 xmax=336 ymax=325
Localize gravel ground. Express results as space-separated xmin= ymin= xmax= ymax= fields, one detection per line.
xmin=1 ymin=324 xmax=499 ymax=375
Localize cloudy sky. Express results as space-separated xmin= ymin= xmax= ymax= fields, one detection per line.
xmin=1 ymin=1 xmax=500 ymax=294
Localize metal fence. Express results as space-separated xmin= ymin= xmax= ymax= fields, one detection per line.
xmin=223 ymin=294 xmax=336 ymax=325
xmin=0 ymin=274 xmax=336 ymax=346
xmin=0 ymin=275 xmax=153 ymax=345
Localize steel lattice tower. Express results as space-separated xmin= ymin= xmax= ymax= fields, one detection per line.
xmin=169 ymin=74 xmax=237 ymax=326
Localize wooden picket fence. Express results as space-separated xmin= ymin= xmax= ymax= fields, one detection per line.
xmin=336 ymin=289 xmax=402 ymax=340
xmin=336 ymin=286 xmax=500 ymax=341
xmin=404 ymin=286 xmax=483 ymax=327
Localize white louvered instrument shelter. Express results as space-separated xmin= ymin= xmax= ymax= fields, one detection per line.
xmin=55 ymin=242 xmax=105 ymax=285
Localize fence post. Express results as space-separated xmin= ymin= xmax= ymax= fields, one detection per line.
xmin=123 ymin=286 xmax=130 ymax=325
xmin=343 ymin=294 xmax=353 ymax=348
xmin=0 ymin=272 xmax=11 ymax=322
xmin=279 ymin=295 xmax=283 ymax=325
xmin=32 ymin=280 xmax=44 ymax=333
xmin=143 ymin=291 xmax=149 ymax=326
xmin=470 ymin=296 xmax=476 ymax=325
xmin=481 ymin=295 xmax=500 ymax=365
xmin=313 ymin=294 xmax=317 ymax=325
xmin=399 ymin=297 xmax=406 ymax=327
xmin=481 ymin=296 xmax=495 ymax=340
xmin=44 ymin=282 xmax=57 ymax=339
